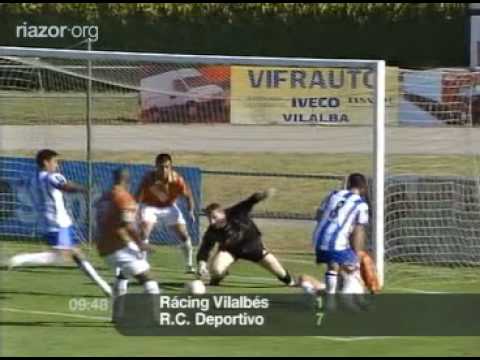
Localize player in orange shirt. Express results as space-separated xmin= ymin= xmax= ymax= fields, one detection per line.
xmin=137 ymin=153 xmax=196 ymax=273
xmin=96 ymin=168 xmax=160 ymax=296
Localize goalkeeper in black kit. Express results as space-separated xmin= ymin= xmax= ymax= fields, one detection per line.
xmin=196 ymin=189 xmax=296 ymax=287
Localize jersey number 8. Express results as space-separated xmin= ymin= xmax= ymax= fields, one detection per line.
xmin=329 ymin=200 xmax=346 ymax=220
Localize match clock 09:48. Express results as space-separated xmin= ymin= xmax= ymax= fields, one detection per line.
xmin=68 ymin=298 xmax=110 ymax=312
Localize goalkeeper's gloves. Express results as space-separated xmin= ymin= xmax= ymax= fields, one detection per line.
xmin=197 ymin=260 xmax=210 ymax=279
xmin=263 ymin=188 xmax=277 ymax=200
xmin=254 ymin=188 xmax=277 ymax=202
xmin=137 ymin=241 xmax=153 ymax=255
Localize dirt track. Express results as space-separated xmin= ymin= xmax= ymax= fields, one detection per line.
xmin=1 ymin=125 xmax=480 ymax=155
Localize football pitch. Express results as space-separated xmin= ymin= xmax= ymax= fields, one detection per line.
xmin=2 ymin=26 xmax=480 ymax=357
xmin=1 ymin=146 xmax=480 ymax=356
xmin=1 ymin=241 xmax=479 ymax=357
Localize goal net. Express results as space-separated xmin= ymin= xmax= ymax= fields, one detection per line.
xmin=385 ymin=68 xmax=480 ymax=291
xmin=0 ymin=47 xmax=386 ymax=286
xmin=7 ymin=46 xmax=478 ymax=292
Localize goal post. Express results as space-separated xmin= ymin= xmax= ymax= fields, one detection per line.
xmin=0 ymin=46 xmax=386 ymax=285
xmin=374 ymin=60 xmax=386 ymax=287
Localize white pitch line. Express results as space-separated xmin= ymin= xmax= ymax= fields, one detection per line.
xmin=266 ymin=257 xmax=458 ymax=294
xmin=226 ymin=274 xmax=279 ymax=284
xmin=279 ymin=258 xmax=313 ymax=265
xmin=150 ymin=265 xmax=280 ymax=284
xmin=387 ymin=287 xmax=450 ymax=294
xmin=150 ymin=265 xmax=458 ymax=294
xmin=314 ymin=336 xmax=393 ymax=342
xmin=1 ymin=307 xmax=111 ymax=321
xmin=4 ymin=257 xmax=457 ymax=295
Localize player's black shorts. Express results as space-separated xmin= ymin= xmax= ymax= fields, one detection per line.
xmin=231 ymin=243 xmax=268 ymax=263
xmin=229 ymin=241 xmax=269 ymax=263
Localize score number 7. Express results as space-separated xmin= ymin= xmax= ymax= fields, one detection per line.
xmin=316 ymin=297 xmax=325 ymax=326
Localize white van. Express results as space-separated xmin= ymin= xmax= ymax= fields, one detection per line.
xmin=140 ymin=68 xmax=225 ymax=120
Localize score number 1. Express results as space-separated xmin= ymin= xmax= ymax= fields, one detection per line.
xmin=316 ymin=297 xmax=325 ymax=326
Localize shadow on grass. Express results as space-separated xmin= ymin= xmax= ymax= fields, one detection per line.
xmin=0 ymin=321 xmax=111 ymax=328
xmin=277 ymin=251 xmax=312 ymax=257
xmin=158 ymin=281 xmax=188 ymax=291
xmin=210 ymin=283 xmax=283 ymax=289
xmin=0 ymin=265 xmax=110 ymax=272
xmin=0 ymin=289 xmax=103 ymax=298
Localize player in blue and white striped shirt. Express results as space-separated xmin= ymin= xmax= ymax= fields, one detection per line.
xmin=312 ymin=173 xmax=369 ymax=294
xmin=8 ymin=149 xmax=111 ymax=297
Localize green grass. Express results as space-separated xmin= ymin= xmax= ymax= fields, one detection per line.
xmin=0 ymin=92 xmax=139 ymax=124
xmin=4 ymin=149 xmax=479 ymax=176
xmin=3 ymin=150 xmax=480 ymax=217
xmin=1 ymin=149 xmax=480 ymax=355
xmin=1 ymin=242 xmax=480 ymax=357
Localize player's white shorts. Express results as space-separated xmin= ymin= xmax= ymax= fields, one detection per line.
xmin=140 ymin=203 xmax=186 ymax=226
xmin=105 ymin=242 xmax=150 ymax=278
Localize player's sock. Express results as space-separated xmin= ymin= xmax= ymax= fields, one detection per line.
xmin=209 ymin=277 xmax=221 ymax=286
xmin=114 ymin=272 xmax=129 ymax=297
xmin=8 ymin=251 xmax=63 ymax=268
xmin=180 ymin=238 xmax=194 ymax=271
xmin=143 ymin=280 xmax=160 ymax=294
xmin=142 ymin=238 xmax=150 ymax=260
xmin=278 ymin=271 xmax=295 ymax=287
xmin=325 ymin=271 xmax=338 ymax=294
xmin=260 ymin=253 xmax=292 ymax=284
xmin=115 ymin=280 xmax=129 ymax=297
xmin=72 ymin=254 xmax=112 ymax=297
xmin=209 ymin=274 xmax=226 ymax=286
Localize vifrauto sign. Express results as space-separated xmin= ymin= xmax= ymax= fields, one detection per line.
xmin=230 ymin=66 xmax=399 ymax=125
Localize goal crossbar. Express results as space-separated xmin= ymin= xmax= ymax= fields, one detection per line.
xmin=0 ymin=46 xmax=381 ymax=69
